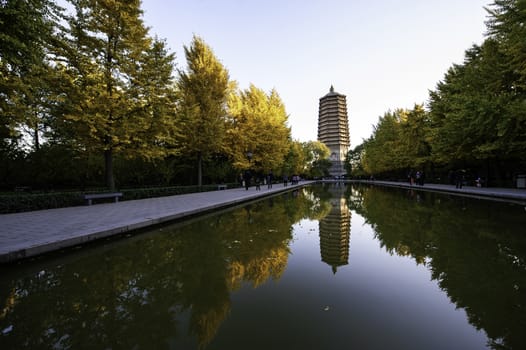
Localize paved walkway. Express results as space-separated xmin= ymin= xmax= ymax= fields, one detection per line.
xmin=0 ymin=182 xmax=308 ymax=263
xmin=1 ymin=180 xmax=525 ymax=263
xmin=351 ymin=180 xmax=526 ymax=203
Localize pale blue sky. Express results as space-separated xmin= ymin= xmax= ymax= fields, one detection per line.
xmin=142 ymin=0 xmax=489 ymax=148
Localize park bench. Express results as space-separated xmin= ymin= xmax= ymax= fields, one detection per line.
xmin=83 ymin=192 xmax=123 ymax=205
xmin=217 ymin=184 xmax=227 ymax=190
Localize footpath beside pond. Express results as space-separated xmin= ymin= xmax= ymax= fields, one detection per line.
xmin=0 ymin=182 xmax=311 ymax=263
xmin=1 ymin=180 xmax=525 ymax=264
xmin=349 ymin=180 xmax=526 ymax=203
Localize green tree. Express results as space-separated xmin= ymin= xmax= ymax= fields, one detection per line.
xmin=428 ymin=38 xmax=525 ymax=183
xmin=177 ymin=35 xmax=230 ymax=186
xmin=486 ymin=0 xmax=526 ymax=91
xmin=485 ymin=0 xmax=526 ymax=164
xmin=361 ymin=105 xmax=431 ymax=178
xmin=0 ymin=0 xmax=61 ymax=148
xmin=346 ymin=143 xmax=366 ymax=178
xmin=362 ymin=110 xmax=404 ymax=175
xmin=282 ymin=140 xmax=304 ymax=176
xmin=302 ymin=140 xmax=330 ymax=178
xmin=55 ymin=0 xmax=177 ymax=190
xmin=225 ymin=84 xmax=291 ymax=174
xmin=398 ymin=104 xmax=431 ymax=169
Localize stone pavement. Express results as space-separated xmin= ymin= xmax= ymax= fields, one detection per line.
xmin=1 ymin=180 xmax=525 ymax=263
xmin=354 ymin=180 xmax=526 ymax=203
xmin=0 ymin=182 xmax=309 ymax=263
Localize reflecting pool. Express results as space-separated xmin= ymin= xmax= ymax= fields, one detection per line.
xmin=1 ymin=184 xmax=526 ymax=349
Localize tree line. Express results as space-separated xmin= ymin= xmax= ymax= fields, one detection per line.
xmin=1 ymin=0 xmax=331 ymax=191
xmin=347 ymin=0 xmax=526 ymax=187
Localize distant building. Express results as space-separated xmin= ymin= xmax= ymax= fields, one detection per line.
xmin=318 ymin=85 xmax=350 ymax=177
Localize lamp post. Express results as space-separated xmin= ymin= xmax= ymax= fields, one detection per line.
xmin=244 ymin=151 xmax=253 ymax=190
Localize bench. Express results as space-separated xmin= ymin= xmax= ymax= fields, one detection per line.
xmin=83 ymin=192 xmax=123 ymax=205
xmin=217 ymin=184 xmax=227 ymax=190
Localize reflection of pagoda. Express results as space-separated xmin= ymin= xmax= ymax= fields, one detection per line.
xmin=319 ymin=185 xmax=351 ymax=274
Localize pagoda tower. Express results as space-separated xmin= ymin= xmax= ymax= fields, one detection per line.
xmin=317 ymin=85 xmax=350 ymax=177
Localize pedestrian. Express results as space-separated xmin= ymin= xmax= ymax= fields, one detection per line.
xmin=255 ymin=175 xmax=261 ymax=190
xmin=283 ymin=174 xmax=288 ymax=187
xmin=455 ymin=170 xmax=464 ymax=189
xmin=267 ymin=171 xmax=274 ymax=189
xmin=243 ymin=170 xmax=251 ymax=190
xmin=417 ymin=170 xmax=425 ymax=186
xmin=448 ymin=170 xmax=455 ymax=185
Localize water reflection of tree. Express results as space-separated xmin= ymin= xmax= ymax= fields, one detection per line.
xmin=303 ymin=185 xmax=333 ymax=221
xmin=0 ymin=189 xmax=320 ymax=350
xmin=347 ymin=185 xmax=526 ymax=350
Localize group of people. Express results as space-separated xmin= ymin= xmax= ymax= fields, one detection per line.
xmin=448 ymin=170 xmax=483 ymax=189
xmin=426 ymin=169 xmax=483 ymax=189
xmin=240 ymin=171 xmax=273 ymax=190
xmin=283 ymin=174 xmax=300 ymax=186
xmin=408 ymin=170 xmax=425 ymax=186
xmin=240 ymin=171 xmax=300 ymax=190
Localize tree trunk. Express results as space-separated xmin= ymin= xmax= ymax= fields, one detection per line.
xmin=33 ymin=119 xmax=40 ymax=152
xmin=197 ymin=152 xmax=202 ymax=187
xmin=105 ymin=149 xmax=115 ymax=191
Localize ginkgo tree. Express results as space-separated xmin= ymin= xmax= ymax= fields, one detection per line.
xmin=0 ymin=0 xmax=61 ymax=149
xmin=225 ymin=84 xmax=291 ymax=175
xmin=176 ymin=35 xmax=230 ymax=187
xmin=55 ymin=0 xmax=177 ymax=190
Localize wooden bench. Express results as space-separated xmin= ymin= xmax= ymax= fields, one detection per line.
xmin=83 ymin=192 xmax=123 ymax=205
xmin=217 ymin=184 xmax=227 ymax=190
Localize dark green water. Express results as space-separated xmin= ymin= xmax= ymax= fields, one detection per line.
xmin=1 ymin=184 xmax=525 ymax=349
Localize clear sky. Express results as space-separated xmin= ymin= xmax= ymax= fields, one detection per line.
xmin=141 ymin=0 xmax=490 ymax=148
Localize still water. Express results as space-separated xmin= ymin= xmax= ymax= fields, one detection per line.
xmin=1 ymin=184 xmax=525 ymax=349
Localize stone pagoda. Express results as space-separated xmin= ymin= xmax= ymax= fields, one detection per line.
xmin=317 ymin=85 xmax=350 ymax=177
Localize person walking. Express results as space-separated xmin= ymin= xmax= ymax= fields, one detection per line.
xmin=267 ymin=171 xmax=274 ymax=189
xmin=455 ymin=170 xmax=464 ymax=189
xmin=255 ymin=175 xmax=261 ymax=190
xmin=416 ymin=171 xmax=425 ymax=186
xmin=408 ymin=170 xmax=415 ymax=186
xmin=243 ymin=170 xmax=251 ymax=190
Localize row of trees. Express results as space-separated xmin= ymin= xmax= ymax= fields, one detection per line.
xmin=347 ymin=0 xmax=526 ymax=186
xmin=1 ymin=0 xmax=331 ymax=191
